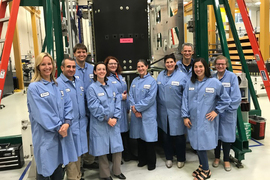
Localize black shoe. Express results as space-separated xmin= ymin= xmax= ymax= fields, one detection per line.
xmin=114 ymin=173 xmax=126 ymax=179
xmin=137 ymin=162 xmax=147 ymax=167
xmin=102 ymin=176 xmax=113 ymax=180
xmin=148 ymin=164 xmax=156 ymax=171
xmin=83 ymin=162 xmax=99 ymax=169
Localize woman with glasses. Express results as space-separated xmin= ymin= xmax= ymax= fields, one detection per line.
xmin=156 ymin=53 xmax=187 ymax=168
xmin=182 ymin=58 xmax=230 ymax=180
xmin=104 ymin=56 xmax=136 ymax=162
xmin=212 ymin=55 xmax=241 ymax=171
xmin=129 ymin=59 xmax=158 ymax=171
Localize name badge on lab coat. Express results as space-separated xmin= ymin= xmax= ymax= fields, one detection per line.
xmin=171 ymin=81 xmax=179 ymax=86
xmin=205 ymin=88 xmax=214 ymax=93
xmin=157 ymin=81 xmax=161 ymax=85
xmin=75 ymin=76 xmax=79 ymax=79
xmin=189 ymin=87 xmax=194 ymax=91
xmin=80 ymin=86 xmax=84 ymax=91
xmin=65 ymin=88 xmax=71 ymax=92
xmin=89 ymin=74 xmax=94 ymax=79
xmin=144 ymin=85 xmax=151 ymax=89
xmin=98 ymin=93 xmax=105 ymax=96
xmin=222 ymin=82 xmax=231 ymax=87
xmin=60 ymin=91 xmax=64 ymax=96
xmin=40 ymin=92 xmax=49 ymax=97
xmin=132 ymin=85 xmax=136 ymax=88
xmin=112 ymin=81 xmax=117 ymax=84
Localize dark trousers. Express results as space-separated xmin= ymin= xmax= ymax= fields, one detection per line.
xmin=137 ymin=139 xmax=156 ymax=168
xmin=37 ymin=164 xmax=63 ymax=180
xmin=214 ymin=140 xmax=231 ymax=161
xmin=162 ymin=131 xmax=186 ymax=162
xmin=121 ymin=131 xmax=133 ymax=159
xmin=197 ymin=150 xmax=209 ymax=171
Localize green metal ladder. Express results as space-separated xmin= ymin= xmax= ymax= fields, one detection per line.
xmin=194 ymin=0 xmax=256 ymax=167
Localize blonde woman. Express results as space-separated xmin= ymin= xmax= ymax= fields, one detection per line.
xmin=27 ymin=53 xmax=77 ymax=179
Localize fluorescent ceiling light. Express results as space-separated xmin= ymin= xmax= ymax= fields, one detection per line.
xmin=184 ymin=2 xmax=188 ymax=4
xmin=255 ymin=2 xmax=261 ymax=5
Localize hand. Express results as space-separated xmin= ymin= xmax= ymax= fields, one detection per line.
xmin=184 ymin=118 xmax=192 ymax=129
xmin=122 ymin=93 xmax=127 ymax=100
xmin=58 ymin=123 xmax=70 ymax=137
xmin=131 ymin=106 xmax=137 ymax=114
xmin=135 ymin=112 xmax=142 ymax=118
xmin=108 ymin=118 xmax=117 ymax=127
xmin=206 ymin=111 xmax=218 ymax=121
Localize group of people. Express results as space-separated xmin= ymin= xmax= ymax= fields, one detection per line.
xmin=27 ymin=43 xmax=241 ymax=180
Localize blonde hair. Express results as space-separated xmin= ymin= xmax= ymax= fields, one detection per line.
xmin=31 ymin=52 xmax=57 ymax=83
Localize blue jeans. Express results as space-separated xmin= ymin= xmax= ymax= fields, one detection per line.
xmin=197 ymin=150 xmax=209 ymax=170
xmin=36 ymin=164 xmax=64 ymax=180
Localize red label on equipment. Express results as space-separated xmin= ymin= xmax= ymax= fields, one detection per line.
xmin=120 ymin=38 xmax=133 ymax=43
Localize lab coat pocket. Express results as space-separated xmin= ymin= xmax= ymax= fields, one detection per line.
xmin=92 ymin=121 xmax=106 ymax=137
xmin=222 ymin=111 xmax=235 ymax=124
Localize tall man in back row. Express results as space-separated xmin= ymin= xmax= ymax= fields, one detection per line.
xmin=74 ymin=43 xmax=99 ymax=170
xmin=176 ymin=43 xmax=194 ymax=77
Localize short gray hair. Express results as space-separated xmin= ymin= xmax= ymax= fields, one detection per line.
xmin=181 ymin=43 xmax=194 ymax=51
xmin=61 ymin=57 xmax=76 ymax=67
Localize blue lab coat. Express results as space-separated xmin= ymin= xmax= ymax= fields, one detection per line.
xmin=86 ymin=81 xmax=123 ymax=156
xmin=57 ymin=74 xmax=88 ymax=156
xmin=129 ymin=73 xmax=158 ymax=142
xmin=181 ymin=77 xmax=231 ymax=150
xmin=176 ymin=58 xmax=194 ymax=77
xmin=75 ymin=62 xmax=94 ymax=90
xmin=213 ymin=70 xmax=241 ymax=142
xmin=27 ymin=79 xmax=77 ymax=177
xmin=107 ymin=73 xmax=129 ymax=133
xmin=157 ymin=69 xmax=187 ymax=135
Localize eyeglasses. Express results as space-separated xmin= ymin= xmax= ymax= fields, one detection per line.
xmin=108 ymin=63 xmax=118 ymax=66
xmin=216 ymin=63 xmax=226 ymax=66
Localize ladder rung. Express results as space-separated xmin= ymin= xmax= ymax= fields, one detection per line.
xmin=0 ymin=17 xmax=10 ymax=23
xmin=0 ymin=39 xmax=5 ymax=43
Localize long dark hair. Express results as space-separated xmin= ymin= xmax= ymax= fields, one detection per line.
xmin=93 ymin=62 xmax=108 ymax=82
xmin=191 ymin=58 xmax=211 ymax=83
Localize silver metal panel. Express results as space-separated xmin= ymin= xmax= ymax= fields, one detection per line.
xmin=149 ymin=0 xmax=184 ymax=68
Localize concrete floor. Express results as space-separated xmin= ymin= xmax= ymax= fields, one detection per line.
xmin=0 ymin=92 xmax=269 ymax=180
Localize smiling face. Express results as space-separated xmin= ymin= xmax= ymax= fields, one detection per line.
xmin=107 ymin=59 xmax=118 ymax=73
xmin=39 ymin=56 xmax=53 ymax=81
xmin=137 ymin=62 xmax=148 ymax=77
xmin=215 ymin=59 xmax=227 ymax=74
xmin=165 ymin=58 xmax=176 ymax=72
xmin=94 ymin=64 xmax=107 ymax=81
xmin=194 ymin=61 xmax=205 ymax=80
xmin=61 ymin=59 xmax=76 ymax=80
xmin=74 ymin=48 xmax=87 ymax=64
xmin=181 ymin=45 xmax=194 ymax=61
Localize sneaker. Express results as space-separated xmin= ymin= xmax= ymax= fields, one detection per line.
xmin=177 ymin=161 xmax=185 ymax=168
xmin=165 ymin=160 xmax=173 ymax=168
